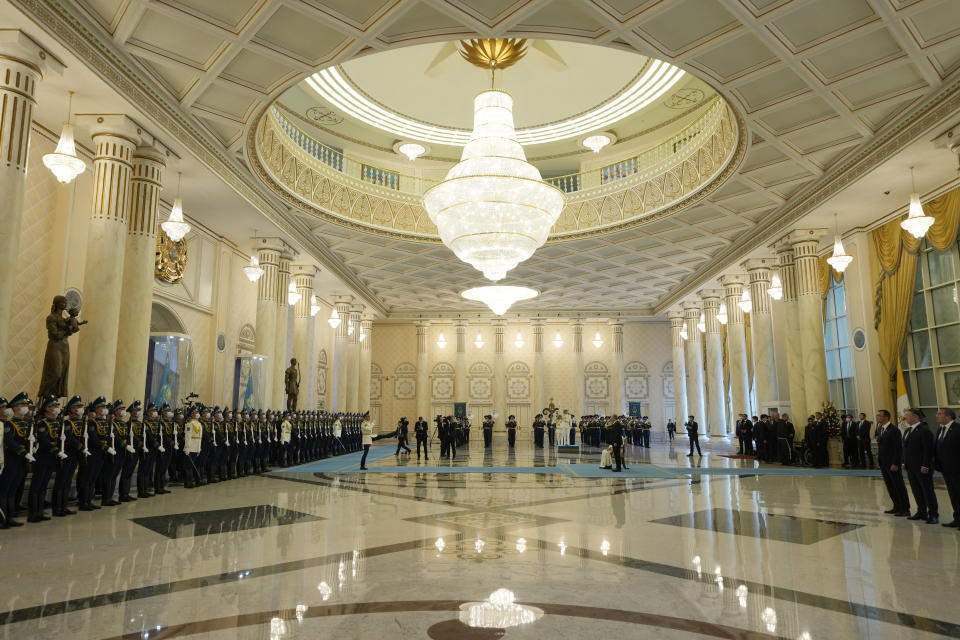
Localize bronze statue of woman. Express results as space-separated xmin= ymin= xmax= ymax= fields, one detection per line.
xmin=38 ymin=295 xmax=84 ymax=398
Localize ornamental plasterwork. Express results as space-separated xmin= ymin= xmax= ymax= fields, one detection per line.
xmin=370 ymin=364 xmax=383 ymax=403
xmin=394 ymin=362 xmax=416 ymax=399
xmin=431 ymin=362 xmax=455 ymax=401
xmin=624 ymin=361 xmax=648 ymax=400
xmin=662 ymin=362 xmax=673 ymax=399
xmin=253 ymin=100 xmax=741 ymax=242
xmin=584 ymin=361 xmax=609 ymax=400
xmin=468 ymin=361 xmax=493 ymax=401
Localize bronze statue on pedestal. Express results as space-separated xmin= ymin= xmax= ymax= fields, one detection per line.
xmin=38 ymin=295 xmax=86 ymax=398
xmin=285 ymin=358 xmax=300 ymax=411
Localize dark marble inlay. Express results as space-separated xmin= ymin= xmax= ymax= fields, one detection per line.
xmin=650 ymin=508 xmax=862 ymax=545
xmin=131 ymin=505 xmax=324 ymax=539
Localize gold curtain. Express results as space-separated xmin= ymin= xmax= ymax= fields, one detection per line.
xmin=872 ymin=187 xmax=960 ymax=377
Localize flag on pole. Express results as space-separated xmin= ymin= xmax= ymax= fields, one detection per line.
xmin=896 ymin=361 xmax=910 ymax=423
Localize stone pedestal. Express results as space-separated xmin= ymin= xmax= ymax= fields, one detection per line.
xmin=114 ymin=147 xmax=165 ymax=403
xmin=683 ymin=302 xmax=706 ymax=426
xmin=669 ymin=311 xmax=687 ymax=425
xmin=76 ymin=122 xmax=139 ymax=400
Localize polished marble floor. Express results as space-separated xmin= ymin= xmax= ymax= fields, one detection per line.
xmin=2 ymin=435 xmax=959 ymax=639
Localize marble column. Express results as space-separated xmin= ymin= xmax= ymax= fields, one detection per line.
xmin=776 ymin=242 xmax=807 ymax=422
xmin=253 ymin=242 xmax=281 ymax=409
xmin=415 ymin=320 xmax=429 ymax=420
xmin=720 ymin=275 xmax=750 ymax=418
xmin=359 ymin=317 xmax=372 ymax=411
xmin=331 ymin=296 xmax=352 ymax=412
xmin=668 ymin=311 xmax=687 ymax=426
xmin=682 ymin=302 xmax=706 ymax=427
xmin=493 ymin=319 xmax=506 ymax=428
xmin=292 ymin=265 xmax=319 ymax=410
xmin=532 ymin=319 xmax=545 ymax=412
xmin=743 ymin=259 xmax=778 ymax=413
xmin=791 ymin=229 xmax=830 ymax=416
xmin=113 ymin=146 xmax=165 ymax=403
xmin=273 ymin=249 xmax=292 ymax=409
xmin=347 ymin=305 xmax=363 ymax=411
xmin=699 ymin=290 xmax=726 ymax=435
xmin=75 ymin=120 xmax=139 ymax=400
xmin=454 ymin=319 xmax=467 ymax=404
xmin=0 ymin=37 xmax=45 ymax=386
xmin=572 ymin=319 xmax=585 ymax=417
xmin=610 ymin=320 xmax=625 ymax=415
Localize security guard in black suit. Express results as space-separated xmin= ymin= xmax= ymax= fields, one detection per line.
xmin=934 ymin=407 xmax=960 ymax=527
xmin=902 ymin=408 xmax=938 ymax=524
xmin=876 ymin=410 xmax=909 ymax=516
xmin=606 ymin=417 xmax=623 ymax=472
xmin=414 ymin=417 xmax=429 ymax=460
xmin=684 ymin=416 xmax=701 ymax=457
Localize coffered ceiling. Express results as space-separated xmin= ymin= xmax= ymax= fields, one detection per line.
xmin=20 ymin=0 xmax=960 ymax=316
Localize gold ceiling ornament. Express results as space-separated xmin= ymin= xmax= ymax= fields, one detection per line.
xmin=459 ymin=38 xmax=528 ymax=72
xmin=155 ymin=229 xmax=188 ymax=284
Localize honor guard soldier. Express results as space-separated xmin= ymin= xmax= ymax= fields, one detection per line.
xmin=506 ymin=415 xmax=517 ymax=448
xmin=640 ymin=416 xmax=652 ymax=448
xmin=138 ymin=403 xmax=159 ymax=498
xmin=78 ymin=397 xmax=108 ymax=511
xmin=170 ymin=407 xmax=185 ymax=483
xmin=0 ymin=394 xmax=32 ymax=527
xmin=237 ymin=409 xmax=250 ymax=476
xmin=199 ymin=406 xmax=216 ymax=484
xmin=225 ymin=409 xmax=239 ymax=479
xmin=533 ymin=414 xmax=545 ymax=448
xmin=547 ymin=413 xmax=557 ymax=446
xmin=183 ymin=407 xmax=203 ymax=488
xmin=118 ymin=401 xmax=141 ymax=502
xmin=280 ymin=411 xmax=293 ymax=466
xmin=213 ymin=407 xmax=228 ymax=481
xmin=154 ymin=404 xmax=174 ymax=494
xmin=28 ymin=395 xmax=61 ymax=522
xmin=100 ymin=400 xmax=127 ymax=506
xmin=482 ymin=414 xmax=494 ymax=448
xmin=54 ymin=395 xmax=84 ymax=517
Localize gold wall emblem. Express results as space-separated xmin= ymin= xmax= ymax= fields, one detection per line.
xmin=155 ymin=229 xmax=188 ymax=284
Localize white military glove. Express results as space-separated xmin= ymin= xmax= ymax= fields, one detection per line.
xmin=107 ymin=446 xmax=117 ymax=455
xmin=126 ymin=444 xmax=136 ymax=454
xmin=58 ymin=451 xmax=68 ymax=460
xmin=158 ymin=445 xmax=166 ymax=453
xmin=82 ymin=448 xmax=90 ymax=456
xmin=25 ymin=452 xmax=36 ymax=462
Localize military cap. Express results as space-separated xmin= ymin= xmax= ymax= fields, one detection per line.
xmin=39 ymin=395 xmax=61 ymax=412
xmin=0 ymin=397 xmax=7 ymax=407
xmin=10 ymin=391 xmax=30 ymax=406
xmin=65 ymin=395 xmax=84 ymax=411
xmin=146 ymin=402 xmax=159 ymax=412
xmin=128 ymin=400 xmax=142 ymax=412
xmin=88 ymin=396 xmax=107 ymax=411
xmin=110 ymin=400 xmax=126 ymax=412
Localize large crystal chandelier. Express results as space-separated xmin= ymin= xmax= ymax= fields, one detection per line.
xmin=462 ymin=285 xmax=538 ymax=315
xmin=423 ymin=39 xmax=565 ymax=282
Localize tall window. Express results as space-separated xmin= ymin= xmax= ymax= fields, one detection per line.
xmin=823 ymin=274 xmax=856 ymax=414
xmin=901 ymin=238 xmax=960 ymax=415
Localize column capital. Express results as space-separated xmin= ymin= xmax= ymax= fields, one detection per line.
xmin=697 ymin=288 xmax=724 ymax=302
xmin=719 ymin=274 xmax=746 ymax=288
xmin=681 ymin=301 xmax=701 ymax=316
xmin=742 ymin=257 xmax=777 ymax=272
xmin=668 ymin=310 xmax=685 ymax=325
xmin=720 ymin=276 xmax=746 ymax=325
xmin=252 ymin=236 xmax=289 ymax=254
xmin=77 ymin=114 xmax=143 ymax=143
xmin=773 ymin=228 xmax=827 ymax=252
xmin=0 ymin=29 xmax=64 ymax=76
xmin=292 ymin=264 xmax=321 ymax=279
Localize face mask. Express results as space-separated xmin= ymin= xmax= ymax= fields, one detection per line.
xmin=1 ymin=408 xmax=12 ymax=419
xmin=147 ymin=412 xmax=158 ymax=420
xmin=163 ymin=412 xmax=174 ymax=419
xmin=50 ymin=407 xmax=62 ymax=417
xmin=98 ymin=408 xmax=109 ymax=417
xmin=15 ymin=406 xmax=29 ymax=417
xmin=121 ymin=411 xmax=130 ymax=420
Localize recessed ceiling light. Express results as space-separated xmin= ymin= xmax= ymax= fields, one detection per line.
xmin=581 ymin=132 xmax=616 ymax=153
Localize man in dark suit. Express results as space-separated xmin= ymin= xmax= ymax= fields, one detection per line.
xmin=684 ymin=415 xmax=701 ymax=457
xmin=842 ymin=414 xmax=858 ymax=468
xmin=934 ymin=407 xmax=960 ymax=528
xmin=876 ymin=410 xmax=910 ymax=516
xmin=902 ymin=408 xmax=938 ymax=524
xmin=774 ymin=411 xmax=794 ymax=465
xmin=857 ymin=413 xmax=874 ymax=468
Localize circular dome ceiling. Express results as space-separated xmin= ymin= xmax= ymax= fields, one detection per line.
xmin=251 ymin=40 xmax=744 ymax=243
xmin=305 ymin=40 xmax=685 ymax=146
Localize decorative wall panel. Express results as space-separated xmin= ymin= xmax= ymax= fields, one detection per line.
xmin=431 ymin=361 xmax=455 ymax=401
xmin=584 ymin=361 xmax=609 ymax=400
xmin=624 ymin=360 xmax=649 ymax=401
xmin=370 ymin=362 xmax=382 ymax=403
xmin=394 ymin=361 xmax=416 ymax=399
xmin=468 ymin=361 xmax=493 ymax=401
xmin=506 ymin=361 xmax=531 ymax=403
xmin=662 ymin=362 xmax=674 ymax=399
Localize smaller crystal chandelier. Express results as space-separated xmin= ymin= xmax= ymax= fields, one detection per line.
xmin=437 ymin=332 xmax=447 ymax=348
xmin=582 ymin=133 xmax=612 ymax=153
xmin=161 ymin=172 xmax=191 ymax=242
xmin=310 ymin=295 xmax=321 ymax=317
xmin=43 ymin=91 xmax=86 ymax=184
xmin=679 ymin=325 xmax=688 ymax=340
xmin=717 ymin=303 xmax=728 ymax=325
xmin=738 ymin=289 xmax=752 ymax=314
xmin=552 ymin=332 xmax=563 ymax=348
xmin=697 ymin=313 xmax=706 ymax=333
xmin=242 ymin=255 xmax=264 ymax=283
xmin=826 ymin=213 xmax=853 ymax=274
xmin=592 ymin=331 xmax=604 ymax=348
xmin=474 ymin=332 xmax=485 ymax=349
xmin=397 ymin=142 xmax=426 ymax=161
xmin=514 ymin=331 xmax=524 ymax=348
xmin=327 ymin=307 xmax=341 ymax=329
xmin=461 ymin=286 xmax=538 ymax=315
xmin=768 ymin=273 xmax=783 ymax=300
xmin=287 ymin=281 xmax=301 ymax=306
xmin=901 ymin=166 xmax=935 ymax=239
